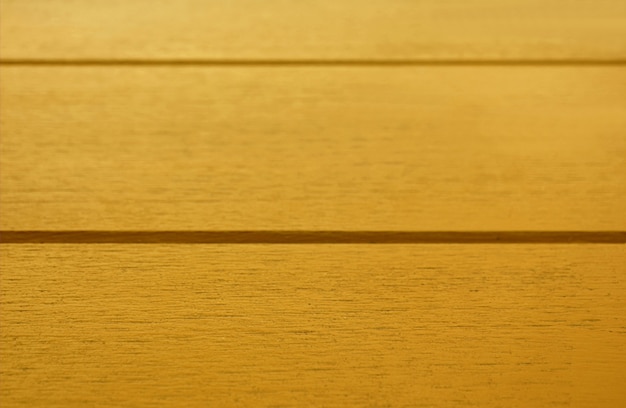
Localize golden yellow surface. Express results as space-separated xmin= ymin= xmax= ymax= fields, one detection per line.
xmin=1 ymin=67 xmax=624 ymax=230
xmin=2 ymin=0 xmax=626 ymax=60
xmin=1 ymin=1 xmax=625 ymax=407
xmin=1 ymin=245 xmax=625 ymax=407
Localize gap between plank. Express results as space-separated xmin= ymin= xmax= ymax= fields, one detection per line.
xmin=0 ymin=231 xmax=624 ymax=244
xmin=2 ymin=59 xmax=626 ymax=67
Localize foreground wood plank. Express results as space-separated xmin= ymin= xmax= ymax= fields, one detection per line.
xmin=1 ymin=66 xmax=624 ymax=231
xmin=1 ymin=0 xmax=626 ymax=60
xmin=1 ymin=244 xmax=624 ymax=407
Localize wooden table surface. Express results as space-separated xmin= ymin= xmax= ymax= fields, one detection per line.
xmin=1 ymin=1 xmax=625 ymax=407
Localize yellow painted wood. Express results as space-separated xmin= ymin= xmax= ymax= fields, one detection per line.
xmin=1 ymin=244 xmax=624 ymax=407
xmin=1 ymin=66 xmax=624 ymax=231
xmin=1 ymin=4 xmax=624 ymax=408
xmin=1 ymin=0 xmax=626 ymax=60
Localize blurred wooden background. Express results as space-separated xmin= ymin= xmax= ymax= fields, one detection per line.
xmin=1 ymin=1 xmax=625 ymax=407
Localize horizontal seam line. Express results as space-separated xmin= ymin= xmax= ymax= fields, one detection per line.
xmin=1 ymin=59 xmax=626 ymax=67
xmin=1 ymin=231 xmax=624 ymax=244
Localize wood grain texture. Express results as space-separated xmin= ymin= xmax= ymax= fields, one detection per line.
xmin=1 ymin=244 xmax=624 ymax=407
xmin=2 ymin=3 xmax=625 ymax=408
xmin=1 ymin=0 xmax=626 ymax=61
xmin=1 ymin=66 xmax=624 ymax=231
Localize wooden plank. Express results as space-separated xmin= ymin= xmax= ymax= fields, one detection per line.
xmin=1 ymin=244 xmax=625 ymax=407
xmin=1 ymin=0 xmax=626 ymax=61
xmin=1 ymin=66 xmax=624 ymax=231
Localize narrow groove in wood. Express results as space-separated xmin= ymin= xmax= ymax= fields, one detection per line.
xmin=2 ymin=59 xmax=626 ymax=67
xmin=1 ymin=231 xmax=624 ymax=244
